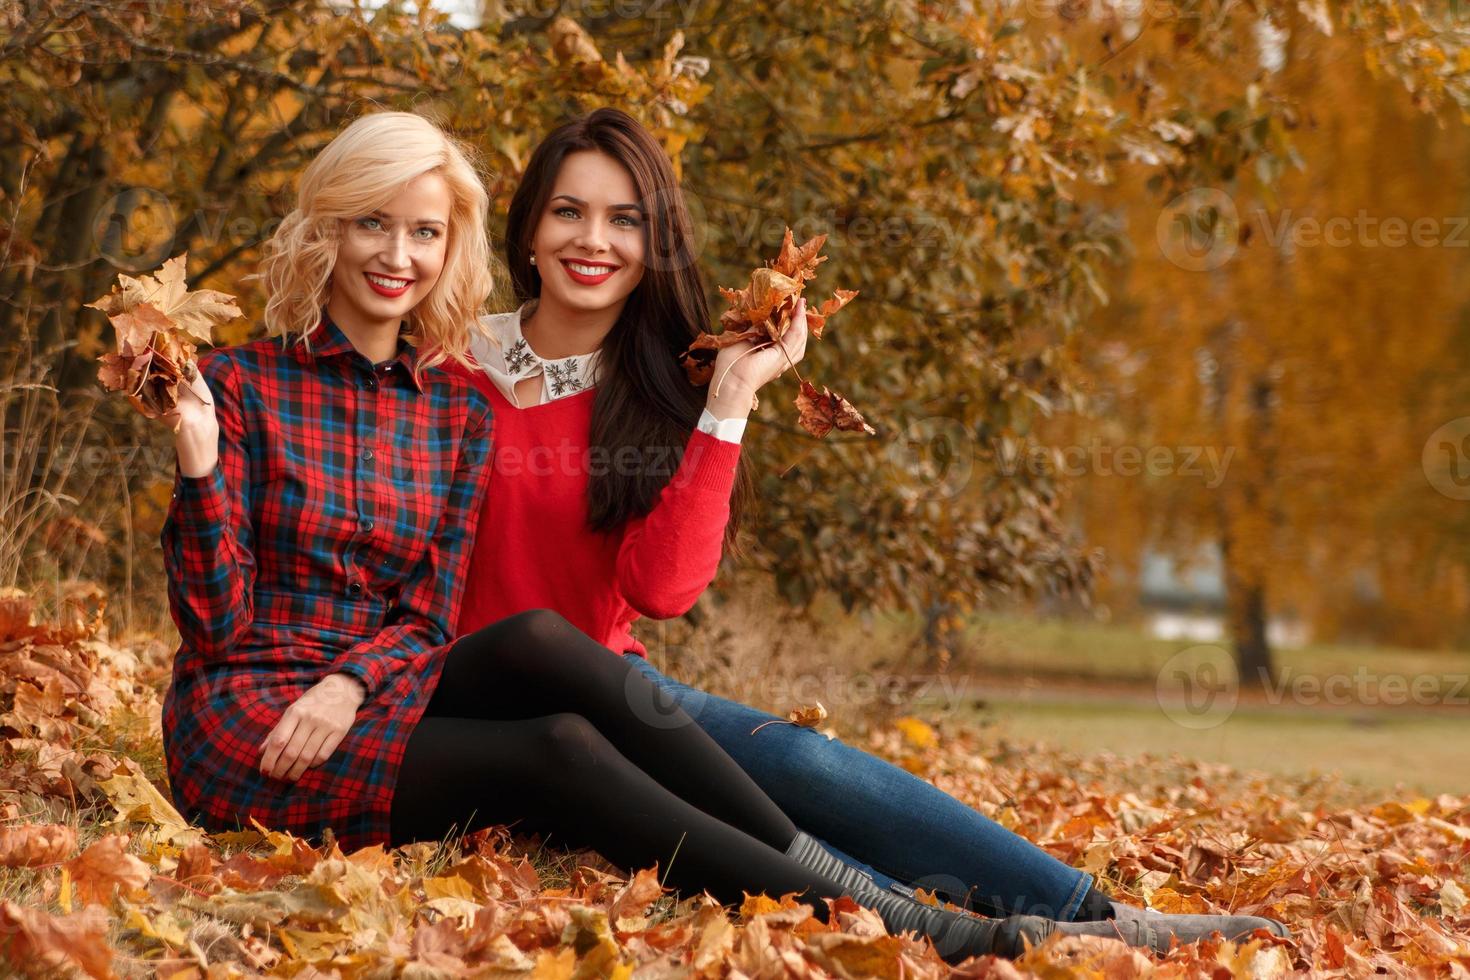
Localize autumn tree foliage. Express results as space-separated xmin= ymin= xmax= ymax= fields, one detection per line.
xmin=3 ymin=0 xmax=1467 ymax=655
xmin=1055 ymin=4 xmax=1470 ymax=679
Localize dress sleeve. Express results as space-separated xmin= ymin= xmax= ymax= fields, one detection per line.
xmin=332 ymin=401 xmax=494 ymax=699
xmin=161 ymin=352 xmax=258 ymax=656
xmin=614 ymin=430 xmax=742 ymax=621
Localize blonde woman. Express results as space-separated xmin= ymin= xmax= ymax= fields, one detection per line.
xmin=157 ymin=110 xmax=1067 ymax=963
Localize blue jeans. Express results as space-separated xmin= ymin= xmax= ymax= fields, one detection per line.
xmin=624 ymin=654 xmax=1093 ymax=920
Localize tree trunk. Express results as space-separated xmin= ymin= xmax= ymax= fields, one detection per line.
xmin=1228 ymin=577 xmax=1274 ymax=687
xmin=1207 ymin=317 xmax=1278 ymax=689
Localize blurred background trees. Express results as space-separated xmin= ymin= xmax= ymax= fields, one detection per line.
xmin=3 ymin=0 xmax=1468 ymax=679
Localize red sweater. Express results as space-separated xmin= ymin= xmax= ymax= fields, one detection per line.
xmin=455 ymin=380 xmax=742 ymax=655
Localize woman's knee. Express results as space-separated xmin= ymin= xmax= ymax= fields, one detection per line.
xmin=536 ymin=712 xmax=609 ymax=770
xmin=757 ymin=723 xmax=854 ymax=786
xmin=504 ymin=608 xmax=574 ymax=646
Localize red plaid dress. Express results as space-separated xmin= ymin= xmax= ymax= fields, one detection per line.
xmin=160 ymin=314 xmax=493 ymax=851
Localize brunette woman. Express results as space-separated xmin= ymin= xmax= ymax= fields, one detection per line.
xmin=158 ymin=110 xmax=1071 ymax=963
xmin=454 ymin=108 xmax=1289 ymax=950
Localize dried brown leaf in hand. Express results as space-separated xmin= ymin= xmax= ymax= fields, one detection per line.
xmin=679 ymin=349 xmax=716 ymax=386
xmin=805 ymin=288 xmax=859 ymax=340
xmin=682 ymin=227 xmax=868 ymax=436
xmin=88 ymin=253 xmax=240 ymax=420
xmin=795 ymin=381 xmax=876 ymax=438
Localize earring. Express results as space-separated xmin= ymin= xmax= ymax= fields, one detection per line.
xmin=529 ymin=254 xmax=537 ymax=266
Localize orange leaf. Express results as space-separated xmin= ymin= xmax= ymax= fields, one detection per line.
xmin=0 ymin=823 xmax=77 ymax=867
xmin=0 ymin=901 xmax=115 ymax=979
xmin=787 ymin=702 xmax=828 ymax=727
xmin=63 ymin=834 xmax=150 ymax=906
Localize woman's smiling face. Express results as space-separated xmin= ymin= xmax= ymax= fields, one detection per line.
xmin=530 ymin=150 xmax=647 ymax=315
xmin=328 ymin=172 xmax=452 ymax=335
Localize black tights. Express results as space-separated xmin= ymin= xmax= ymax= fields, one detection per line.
xmin=390 ymin=610 xmax=842 ymax=909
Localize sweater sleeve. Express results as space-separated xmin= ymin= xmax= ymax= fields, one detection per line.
xmin=160 ymin=352 xmax=258 ymax=656
xmin=614 ymin=430 xmax=742 ymax=620
xmin=332 ymin=401 xmax=494 ymax=699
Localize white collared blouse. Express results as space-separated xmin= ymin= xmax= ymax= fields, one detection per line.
xmin=470 ymin=306 xmax=602 ymax=407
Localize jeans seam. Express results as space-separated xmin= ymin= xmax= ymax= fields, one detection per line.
xmin=1059 ymin=870 xmax=1094 ymax=921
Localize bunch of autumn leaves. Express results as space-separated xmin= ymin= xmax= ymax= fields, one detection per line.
xmin=682 ymin=229 xmax=874 ymax=439
xmin=90 ymin=254 xmax=241 ymax=424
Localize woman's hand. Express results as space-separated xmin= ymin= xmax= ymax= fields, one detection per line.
xmin=258 ymin=673 xmax=366 ymax=782
xmin=162 ymin=371 xmax=221 ymax=478
xmin=706 ymin=297 xmax=809 ymax=421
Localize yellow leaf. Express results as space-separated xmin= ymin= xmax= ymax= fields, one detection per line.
xmin=531 ymin=947 xmax=576 ymax=980
xmin=124 ymin=906 xmax=189 ymax=947
xmin=423 ymin=874 xmax=476 ymax=901
xmin=1440 ymin=879 xmax=1468 ymax=915
xmin=805 ymin=933 xmax=906 ymax=979
xmin=894 ymin=716 xmax=937 ymax=750
xmin=423 ymin=896 xmax=482 ymax=921
xmin=1007 ymin=257 xmax=1024 ymax=287
xmin=278 ymin=927 xmax=351 ymax=960
xmin=98 ymin=760 xmax=205 ymax=846
xmin=1427 ymin=816 xmax=1470 ymax=842
xmin=1372 ymin=799 xmax=1430 ymax=825
xmin=1148 ymin=886 xmax=1211 ymax=914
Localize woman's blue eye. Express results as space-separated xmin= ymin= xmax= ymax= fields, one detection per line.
xmin=357 ymin=217 xmax=382 ymax=230
xmin=414 ymin=227 xmax=439 ymax=240
xmin=555 ymin=206 xmax=579 ymax=219
xmin=613 ymin=214 xmax=640 ymax=227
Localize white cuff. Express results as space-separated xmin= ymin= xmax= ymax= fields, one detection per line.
xmin=697 ymin=408 xmax=747 ymax=444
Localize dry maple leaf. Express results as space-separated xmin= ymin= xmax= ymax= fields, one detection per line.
xmin=64 ymin=833 xmax=151 ymax=906
xmin=0 ymin=587 xmax=34 ymax=643
xmin=679 ymin=348 xmax=716 ymax=386
xmin=788 ymin=702 xmax=829 ymax=728
xmin=805 ymin=288 xmax=859 ymax=340
xmin=750 ymin=702 xmax=829 ymax=735
xmin=795 ymin=381 xmax=876 ymax=438
xmin=86 ymin=252 xmax=240 ymax=343
xmin=0 ymin=823 xmax=77 ymax=867
xmin=88 ymin=253 xmax=240 ymax=421
xmin=0 ymin=901 xmax=115 ymax=980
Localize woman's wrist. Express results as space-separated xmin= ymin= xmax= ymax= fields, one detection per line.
xmin=323 ymin=671 xmax=368 ymax=705
xmin=174 ymin=415 xmax=220 ymax=479
xmin=704 ymin=380 xmax=758 ymax=421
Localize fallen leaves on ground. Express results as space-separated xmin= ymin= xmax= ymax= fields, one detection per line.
xmin=2 ymin=586 xmax=1469 ymax=977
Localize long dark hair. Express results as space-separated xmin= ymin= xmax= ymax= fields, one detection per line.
xmin=504 ymin=108 xmax=749 ymax=547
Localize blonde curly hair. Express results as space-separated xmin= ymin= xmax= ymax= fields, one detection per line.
xmin=259 ymin=110 xmax=492 ymax=375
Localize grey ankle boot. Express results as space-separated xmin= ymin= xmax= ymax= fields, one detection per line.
xmin=1052 ymin=900 xmax=1289 ymax=953
xmin=1108 ymin=900 xmax=1291 ymax=944
xmin=783 ymin=831 xmax=1055 ymax=962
